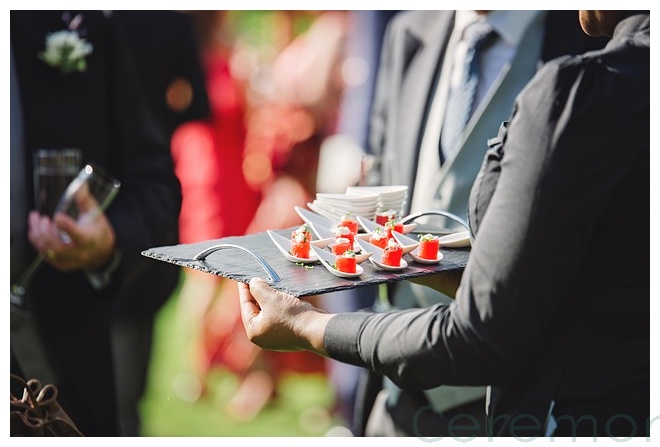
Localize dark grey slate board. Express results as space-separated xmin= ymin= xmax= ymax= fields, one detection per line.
xmin=142 ymin=229 xmax=470 ymax=298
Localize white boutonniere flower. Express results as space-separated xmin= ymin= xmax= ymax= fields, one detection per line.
xmin=39 ymin=13 xmax=93 ymax=75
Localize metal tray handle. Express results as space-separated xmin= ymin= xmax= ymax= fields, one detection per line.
xmin=400 ymin=210 xmax=473 ymax=241
xmin=193 ymin=244 xmax=281 ymax=283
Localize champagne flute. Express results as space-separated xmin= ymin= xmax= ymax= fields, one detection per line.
xmin=33 ymin=148 xmax=82 ymax=216
xmin=10 ymin=149 xmax=81 ymax=305
xmin=11 ymin=163 xmax=121 ymax=306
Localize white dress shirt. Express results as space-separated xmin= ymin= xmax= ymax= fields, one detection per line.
xmin=402 ymin=11 xmax=547 ymax=416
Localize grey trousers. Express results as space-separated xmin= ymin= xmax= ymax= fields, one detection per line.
xmin=365 ymin=388 xmax=487 ymax=438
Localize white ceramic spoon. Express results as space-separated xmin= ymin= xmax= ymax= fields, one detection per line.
xmin=438 ymin=231 xmax=471 ymax=248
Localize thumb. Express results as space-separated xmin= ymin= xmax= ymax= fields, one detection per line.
xmin=237 ymin=278 xmax=264 ymax=329
xmin=248 ymin=277 xmax=273 ymax=306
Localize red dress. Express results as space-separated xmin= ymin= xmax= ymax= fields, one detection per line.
xmin=172 ymin=48 xmax=325 ymax=380
xmin=171 ymin=50 xmax=260 ymax=244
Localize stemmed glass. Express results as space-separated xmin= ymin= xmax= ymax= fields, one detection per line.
xmin=33 ymin=148 xmax=82 ymax=215
xmin=11 ymin=163 xmax=121 ymax=306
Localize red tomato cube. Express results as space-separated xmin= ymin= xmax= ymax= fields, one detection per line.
xmin=335 ymin=252 xmax=357 ymax=273
xmin=335 ymin=226 xmax=355 ymax=245
xmin=382 ymin=240 xmax=403 ymax=266
xmin=339 ymin=214 xmax=359 ymax=235
xmin=291 ymin=224 xmax=312 ymax=258
xmin=369 ymin=228 xmax=388 ymax=249
xmin=290 ymin=240 xmax=310 ymax=258
xmin=418 ymin=235 xmax=440 ymax=260
xmin=376 ymin=210 xmax=397 ymax=226
xmin=385 ymin=219 xmax=404 ymax=239
xmin=332 ymin=237 xmax=352 ymax=255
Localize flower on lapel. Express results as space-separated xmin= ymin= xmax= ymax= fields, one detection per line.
xmin=39 ymin=13 xmax=93 ymax=75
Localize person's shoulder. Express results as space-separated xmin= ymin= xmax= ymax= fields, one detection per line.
xmin=532 ymin=20 xmax=649 ymax=111
xmin=521 ymin=53 xmax=591 ymax=100
xmin=541 ymin=13 xmax=649 ymax=84
xmin=517 ymin=40 xmax=647 ymax=135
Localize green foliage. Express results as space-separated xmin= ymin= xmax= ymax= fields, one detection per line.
xmin=139 ymin=276 xmax=339 ymax=436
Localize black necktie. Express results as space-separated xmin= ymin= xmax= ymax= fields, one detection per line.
xmin=440 ymin=20 xmax=497 ymax=162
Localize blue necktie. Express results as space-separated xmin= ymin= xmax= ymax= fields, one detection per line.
xmin=440 ymin=21 xmax=497 ymax=162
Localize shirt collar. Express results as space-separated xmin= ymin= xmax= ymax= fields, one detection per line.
xmin=486 ymin=10 xmax=544 ymax=46
xmin=455 ymin=10 xmax=544 ymax=47
xmin=454 ymin=10 xmax=479 ymax=34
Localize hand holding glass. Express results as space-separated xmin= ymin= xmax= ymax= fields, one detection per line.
xmin=11 ymin=164 xmax=121 ymax=305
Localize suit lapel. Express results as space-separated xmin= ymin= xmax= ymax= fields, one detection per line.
xmin=389 ymin=12 xmax=453 ymax=188
xmin=432 ymin=12 xmax=546 ymax=219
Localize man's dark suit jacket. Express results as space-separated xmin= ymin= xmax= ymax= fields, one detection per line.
xmin=11 ymin=11 xmax=182 ymax=436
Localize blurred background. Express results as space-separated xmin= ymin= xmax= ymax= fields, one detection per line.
xmin=130 ymin=10 xmax=399 ymax=436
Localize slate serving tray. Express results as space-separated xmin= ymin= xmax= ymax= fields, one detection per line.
xmin=142 ymin=228 xmax=470 ymax=298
